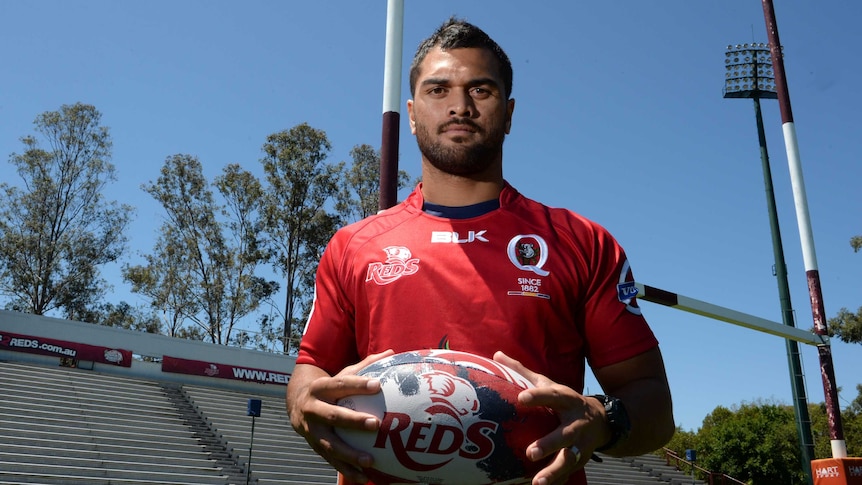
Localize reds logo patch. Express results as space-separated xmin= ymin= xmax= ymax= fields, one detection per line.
xmin=366 ymin=246 xmax=420 ymax=285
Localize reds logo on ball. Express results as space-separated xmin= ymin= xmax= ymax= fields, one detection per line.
xmin=372 ymin=370 xmax=499 ymax=471
xmin=336 ymin=350 xmax=560 ymax=485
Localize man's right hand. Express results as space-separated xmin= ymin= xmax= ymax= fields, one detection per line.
xmin=286 ymin=350 xmax=394 ymax=483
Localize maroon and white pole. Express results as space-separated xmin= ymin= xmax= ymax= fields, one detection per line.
xmin=761 ymin=0 xmax=846 ymax=458
xmin=379 ymin=0 xmax=404 ymax=211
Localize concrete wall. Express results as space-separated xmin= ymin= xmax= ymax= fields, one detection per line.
xmin=0 ymin=310 xmax=296 ymax=396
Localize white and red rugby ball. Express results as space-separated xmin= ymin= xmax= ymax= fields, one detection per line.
xmin=335 ymin=349 xmax=559 ymax=485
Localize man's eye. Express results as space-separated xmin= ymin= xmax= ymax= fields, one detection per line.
xmin=429 ymin=87 xmax=447 ymax=95
xmin=470 ymin=87 xmax=491 ymax=98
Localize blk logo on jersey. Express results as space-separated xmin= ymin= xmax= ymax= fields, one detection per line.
xmin=366 ymin=246 xmax=420 ymax=285
xmin=430 ymin=230 xmax=488 ymax=244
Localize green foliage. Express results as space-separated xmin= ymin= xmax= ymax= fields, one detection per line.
xmin=2 ymin=105 xmax=416 ymax=353
xmin=338 ymin=144 xmax=411 ymax=222
xmin=663 ymin=426 xmax=698 ymax=458
xmin=826 ymin=307 xmax=862 ymax=344
xmin=845 ymin=384 xmax=862 ymax=456
xmin=807 ymin=385 xmax=862 ymax=458
xmin=0 ymin=103 xmax=133 ymax=318
xmin=97 ymin=301 xmax=162 ymax=333
xmin=667 ymin=387 xmax=862 ymax=485
xmin=260 ymin=123 xmax=344 ymax=354
xmin=696 ymin=401 xmax=805 ymax=484
xmin=827 ymin=234 xmax=862 ymax=344
xmin=123 ymin=155 xmax=277 ymax=344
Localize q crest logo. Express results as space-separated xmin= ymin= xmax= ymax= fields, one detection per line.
xmin=366 ymin=246 xmax=420 ymax=285
xmin=507 ymin=234 xmax=549 ymax=277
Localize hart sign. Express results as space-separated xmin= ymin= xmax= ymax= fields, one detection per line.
xmin=811 ymin=458 xmax=862 ymax=485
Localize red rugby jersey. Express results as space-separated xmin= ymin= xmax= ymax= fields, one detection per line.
xmin=297 ymin=183 xmax=658 ymax=485
xmin=297 ymin=183 xmax=657 ymax=389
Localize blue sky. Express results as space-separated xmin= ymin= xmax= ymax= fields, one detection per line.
xmin=2 ymin=1 xmax=861 ymax=434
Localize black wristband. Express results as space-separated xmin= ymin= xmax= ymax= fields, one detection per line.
xmin=590 ymin=394 xmax=632 ymax=452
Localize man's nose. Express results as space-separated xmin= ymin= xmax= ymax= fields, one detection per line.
xmin=448 ymin=90 xmax=475 ymax=117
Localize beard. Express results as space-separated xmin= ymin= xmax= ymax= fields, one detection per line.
xmin=415 ymin=118 xmax=506 ymax=176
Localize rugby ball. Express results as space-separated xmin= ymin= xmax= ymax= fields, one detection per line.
xmin=335 ymin=349 xmax=559 ymax=485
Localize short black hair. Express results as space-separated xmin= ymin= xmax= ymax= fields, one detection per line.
xmin=409 ymin=17 xmax=513 ymax=99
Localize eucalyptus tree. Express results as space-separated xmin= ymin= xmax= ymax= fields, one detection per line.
xmin=0 ymin=103 xmax=132 ymax=319
xmin=260 ymin=123 xmax=344 ymax=354
xmin=826 ymin=235 xmax=862 ymax=345
xmin=337 ymin=144 xmax=411 ymax=223
xmin=124 ymin=155 xmax=276 ymax=344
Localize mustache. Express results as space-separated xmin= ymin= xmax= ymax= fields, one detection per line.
xmin=438 ymin=118 xmax=482 ymax=133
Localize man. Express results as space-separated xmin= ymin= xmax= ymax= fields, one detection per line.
xmin=287 ymin=18 xmax=674 ymax=485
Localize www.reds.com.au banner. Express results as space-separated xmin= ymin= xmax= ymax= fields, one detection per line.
xmin=161 ymin=355 xmax=290 ymax=386
xmin=0 ymin=331 xmax=132 ymax=367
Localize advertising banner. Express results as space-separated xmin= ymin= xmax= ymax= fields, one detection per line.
xmin=0 ymin=330 xmax=132 ymax=367
xmin=812 ymin=458 xmax=862 ymax=485
xmin=161 ymin=355 xmax=290 ymax=386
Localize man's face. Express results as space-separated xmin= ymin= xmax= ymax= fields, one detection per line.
xmin=407 ymin=47 xmax=515 ymax=177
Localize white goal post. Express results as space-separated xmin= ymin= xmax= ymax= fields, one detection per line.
xmin=634 ymin=282 xmax=829 ymax=347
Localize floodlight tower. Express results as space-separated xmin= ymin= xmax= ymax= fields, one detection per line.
xmin=723 ymin=42 xmax=815 ymax=485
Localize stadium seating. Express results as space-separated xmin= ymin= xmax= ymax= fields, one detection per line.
xmin=0 ymin=358 xmax=704 ymax=484
xmin=183 ymin=384 xmax=335 ymax=484
xmin=0 ymin=360 xmax=238 ymax=484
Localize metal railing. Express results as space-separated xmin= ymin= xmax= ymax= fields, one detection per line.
xmin=664 ymin=448 xmax=747 ymax=485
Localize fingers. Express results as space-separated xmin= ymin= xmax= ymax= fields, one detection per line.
xmin=309 ymin=373 xmax=382 ymax=402
xmin=308 ymin=423 xmax=374 ymax=483
xmin=295 ymin=370 xmax=389 ymax=483
xmin=290 ymin=352 xmax=397 ymax=484
xmin=492 ymin=351 xmax=594 ymax=485
xmin=531 ymin=447 xmax=587 ymax=485
xmin=304 ymin=375 xmax=383 ymax=432
xmin=493 ymin=350 xmax=543 ymax=385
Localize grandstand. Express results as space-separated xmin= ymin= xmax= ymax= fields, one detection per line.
xmin=0 ymin=310 xmax=703 ymax=484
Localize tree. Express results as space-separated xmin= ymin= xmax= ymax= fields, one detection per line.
xmin=825 ymin=235 xmax=862 ymax=345
xmin=827 ymin=307 xmax=862 ymax=344
xmin=123 ymin=155 xmax=276 ymax=344
xmin=809 ymin=385 xmax=862 ymax=458
xmin=697 ymin=401 xmax=805 ymax=485
xmin=98 ymin=301 xmax=162 ymax=333
xmin=337 ymin=144 xmax=411 ymax=223
xmin=0 ymin=103 xmax=133 ymax=319
xmin=260 ymin=123 xmax=344 ymax=354
xmin=659 ymin=387 xmax=862 ymax=485
xmin=845 ymin=384 xmax=862 ymax=455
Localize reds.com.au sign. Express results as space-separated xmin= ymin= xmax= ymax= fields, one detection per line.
xmin=0 ymin=331 xmax=132 ymax=367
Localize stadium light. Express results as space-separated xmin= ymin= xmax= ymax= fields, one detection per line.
xmin=723 ymin=41 xmax=815 ymax=485
xmin=723 ymin=43 xmax=778 ymax=100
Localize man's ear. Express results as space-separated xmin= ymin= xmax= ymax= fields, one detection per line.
xmin=505 ymin=98 xmax=515 ymax=134
xmin=407 ymin=99 xmax=417 ymax=134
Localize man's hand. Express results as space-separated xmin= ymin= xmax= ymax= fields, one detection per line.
xmin=493 ymin=351 xmax=609 ymax=485
xmin=286 ymin=350 xmax=394 ymax=483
